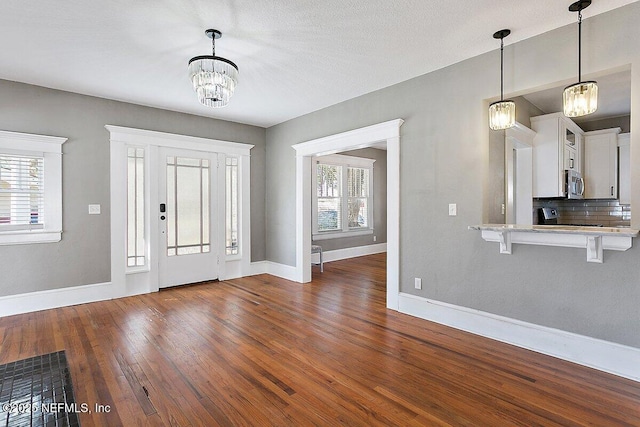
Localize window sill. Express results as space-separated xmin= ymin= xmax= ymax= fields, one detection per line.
xmin=313 ymin=229 xmax=373 ymax=240
xmin=0 ymin=230 xmax=62 ymax=245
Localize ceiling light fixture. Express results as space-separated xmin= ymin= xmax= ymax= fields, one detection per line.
xmin=188 ymin=29 xmax=239 ymax=108
xmin=489 ymin=29 xmax=516 ymax=131
xmin=563 ymin=0 xmax=597 ymax=117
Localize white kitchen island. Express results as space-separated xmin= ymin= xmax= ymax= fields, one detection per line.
xmin=469 ymin=224 xmax=639 ymax=263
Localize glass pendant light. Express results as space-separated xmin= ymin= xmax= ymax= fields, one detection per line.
xmin=489 ymin=29 xmax=516 ymax=131
xmin=563 ymin=0 xmax=597 ymax=117
xmin=188 ymin=29 xmax=239 ymax=108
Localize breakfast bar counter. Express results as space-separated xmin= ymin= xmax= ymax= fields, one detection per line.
xmin=469 ymin=224 xmax=639 ymax=263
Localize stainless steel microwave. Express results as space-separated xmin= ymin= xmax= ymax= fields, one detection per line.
xmin=565 ymin=169 xmax=584 ymax=199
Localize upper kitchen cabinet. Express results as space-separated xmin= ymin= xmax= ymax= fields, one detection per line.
xmin=531 ymin=113 xmax=584 ymax=198
xmin=583 ymin=128 xmax=620 ymax=199
xmin=618 ymin=133 xmax=630 ymax=205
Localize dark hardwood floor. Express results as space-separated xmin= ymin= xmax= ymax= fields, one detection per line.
xmin=1 ymin=253 xmax=639 ymax=426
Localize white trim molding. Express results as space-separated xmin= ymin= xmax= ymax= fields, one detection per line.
xmin=319 ymin=243 xmax=387 ymax=263
xmin=293 ymin=119 xmax=403 ymax=310
xmin=249 ymin=261 xmax=298 ymax=282
xmin=398 ymin=293 xmax=640 ymax=383
xmin=251 ymin=244 xmax=387 ymax=279
xmin=0 ymin=282 xmax=114 ymax=317
xmin=107 ymin=125 xmax=254 ymax=300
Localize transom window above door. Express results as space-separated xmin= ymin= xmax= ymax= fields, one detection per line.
xmin=312 ymin=154 xmax=374 ymax=240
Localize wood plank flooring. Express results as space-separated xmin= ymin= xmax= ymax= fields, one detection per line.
xmin=1 ymin=253 xmax=639 ymax=426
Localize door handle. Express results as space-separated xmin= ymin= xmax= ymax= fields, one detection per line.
xmin=611 ymin=186 xmax=614 ymax=197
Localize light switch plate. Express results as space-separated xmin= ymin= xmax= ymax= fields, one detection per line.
xmin=448 ymin=203 xmax=457 ymax=216
xmin=88 ymin=204 xmax=101 ymax=215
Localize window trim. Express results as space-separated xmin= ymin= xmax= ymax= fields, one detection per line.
xmin=312 ymin=154 xmax=375 ymax=239
xmin=0 ymin=130 xmax=66 ymax=245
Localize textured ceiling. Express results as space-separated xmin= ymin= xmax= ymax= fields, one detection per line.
xmin=0 ymin=0 xmax=637 ymax=128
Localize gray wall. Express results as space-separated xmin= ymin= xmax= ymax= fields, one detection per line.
xmin=265 ymin=4 xmax=640 ymax=348
xmin=0 ymin=80 xmax=266 ymax=297
xmin=312 ymin=148 xmax=387 ymax=252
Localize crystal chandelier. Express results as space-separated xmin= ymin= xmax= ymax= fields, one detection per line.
xmin=563 ymin=1 xmax=597 ymax=117
xmin=489 ymin=29 xmax=515 ymax=131
xmin=188 ymin=29 xmax=239 ymax=108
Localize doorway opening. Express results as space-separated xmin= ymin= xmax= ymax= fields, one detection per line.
xmin=292 ymin=119 xmax=403 ymax=310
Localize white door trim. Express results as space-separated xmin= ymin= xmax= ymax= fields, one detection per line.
xmin=292 ymin=119 xmax=403 ymax=310
xmin=107 ymin=125 xmax=253 ymax=298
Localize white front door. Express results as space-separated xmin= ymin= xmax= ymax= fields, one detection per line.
xmin=158 ymin=147 xmax=218 ymax=288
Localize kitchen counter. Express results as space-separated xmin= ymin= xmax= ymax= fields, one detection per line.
xmin=469 ymin=224 xmax=639 ymax=263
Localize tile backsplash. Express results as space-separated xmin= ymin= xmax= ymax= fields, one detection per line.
xmin=533 ymin=199 xmax=631 ymax=227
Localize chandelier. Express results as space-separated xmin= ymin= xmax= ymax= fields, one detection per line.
xmin=188 ymin=29 xmax=239 ymax=108
xmin=563 ymin=0 xmax=597 ymax=117
xmin=489 ymin=29 xmax=515 ymax=131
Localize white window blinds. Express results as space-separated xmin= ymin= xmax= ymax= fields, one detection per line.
xmin=0 ymin=154 xmax=45 ymax=230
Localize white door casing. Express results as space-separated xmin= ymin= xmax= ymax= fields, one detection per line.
xmin=107 ymin=125 xmax=253 ymax=298
xmin=292 ymin=119 xmax=403 ymax=310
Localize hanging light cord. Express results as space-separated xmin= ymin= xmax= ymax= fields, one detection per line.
xmin=577 ymin=9 xmax=582 ymax=83
xmin=500 ymin=37 xmax=504 ymax=101
xmin=211 ymin=35 xmax=216 ymax=56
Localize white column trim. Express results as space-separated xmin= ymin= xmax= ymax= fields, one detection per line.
xmin=292 ymin=119 xmax=403 ymax=311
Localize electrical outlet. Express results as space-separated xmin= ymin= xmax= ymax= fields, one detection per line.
xmin=501 ymin=203 xmax=506 ymax=215
xmin=88 ymin=204 xmax=101 ymax=215
xmin=448 ymin=203 xmax=457 ymax=216
xmin=414 ymin=278 xmax=422 ymax=290
xmin=373 ymin=235 xmax=377 ymax=242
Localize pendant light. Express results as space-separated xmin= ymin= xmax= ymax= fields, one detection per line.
xmin=188 ymin=29 xmax=239 ymax=108
xmin=563 ymin=0 xmax=598 ymax=117
xmin=489 ymin=29 xmax=516 ymax=131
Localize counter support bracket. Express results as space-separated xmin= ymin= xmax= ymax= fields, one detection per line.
xmin=498 ymin=230 xmax=512 ymax=254
xmin=586 ymin=236 xmax=603 ymax=263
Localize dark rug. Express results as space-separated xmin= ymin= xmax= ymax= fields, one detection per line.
xmin=0 ymin=351 xmax=80 ymax=427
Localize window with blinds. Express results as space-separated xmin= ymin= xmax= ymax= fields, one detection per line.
xmin=313 ymin=154 xmax=374 ymax=238
xmin=0 ymin=154 xmax=45 ymax=231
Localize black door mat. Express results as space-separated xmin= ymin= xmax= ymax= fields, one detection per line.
xmin=0 ymin=351 xmax=80 ymax=427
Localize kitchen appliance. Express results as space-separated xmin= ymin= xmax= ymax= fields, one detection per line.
xmin=538 ymin=207 xmax=603 ymax=227
xmin=564 ymin=169 xmax=584 ymax=199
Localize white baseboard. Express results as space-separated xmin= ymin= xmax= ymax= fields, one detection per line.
xmin=0 ymin=282 xmax=113 ymax=317
xmin=398 ymin=292 xmax=640 ymax=383
xmin=250 ymin=261 xmax=269 ymax=276
xmin=250 ymin=261 xmax=299 ymax=282
xmin=320 ymin=243 xmax=387 ymax=263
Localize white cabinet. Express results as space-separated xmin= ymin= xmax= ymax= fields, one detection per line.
xmin=583 ymin=128 xmax=620 ymax=199
xmin=531 ymin=113 xmax=583 ymax=198
xmin=618 ymin=133 xmax=630 ymax=205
